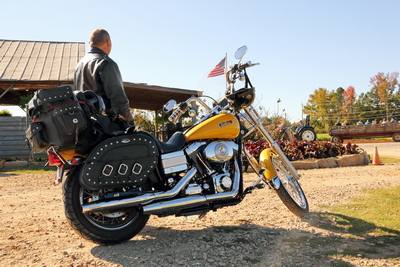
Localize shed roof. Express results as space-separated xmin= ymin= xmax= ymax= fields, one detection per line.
xmin=0 ymin=40 xmax=202 ymax=111
xmin=0 ymin=39 xmax=84 ymax=81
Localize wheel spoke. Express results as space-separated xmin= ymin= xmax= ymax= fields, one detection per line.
xmin=79 ymin=187 xmax=139 ymax=230
xmin=271 ymin=157 xmax=309 ymax=216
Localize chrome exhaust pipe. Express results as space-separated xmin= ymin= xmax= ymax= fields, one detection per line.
xmin=81 ymin=168 xmax=197 ymax=213
xmin=143 ymin=160 xmax=240 ymax=215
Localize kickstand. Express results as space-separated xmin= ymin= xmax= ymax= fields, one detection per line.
xmin=184 ymin=212 xmax=208 ymax=223
xmin=244 ymin=169 xmax=266 ymax=193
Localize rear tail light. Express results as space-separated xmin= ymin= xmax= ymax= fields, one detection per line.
xmin=48 ymin=153 xmax=63 ymax=166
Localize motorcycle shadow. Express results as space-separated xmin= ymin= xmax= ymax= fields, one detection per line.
xmin=88 ymin=216 xmax=394 ymax=267
xmin=90 ymin=223 xmax=286 ymax=266
xmin=300 ymin=212 xmax=400 ymax=263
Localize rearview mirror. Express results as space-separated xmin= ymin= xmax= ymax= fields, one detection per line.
xmin=235 ymin=45 xmax=247 ymax=60
xmin=163 ymin=100 xmax=176 ymax=112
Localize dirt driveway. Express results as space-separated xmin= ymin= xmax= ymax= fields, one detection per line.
xmin=357 ymin=142 xmax=400 ymax=159
xmin=1 ymin=162 xmax=400 ymax=266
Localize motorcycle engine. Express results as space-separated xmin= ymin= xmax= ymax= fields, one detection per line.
xmin=203 ymin=141 xmax=237 ymax=163
xmin=186 ymin=141 xmax=238 ymax=194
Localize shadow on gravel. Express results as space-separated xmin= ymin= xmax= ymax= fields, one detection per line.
xmin=91 ymin=224 xmax=280 ymax=266
xmin=89 ymin=220 xmax=381 ymax=267
xmin=297 ymin=212 xmax=400 ymax=265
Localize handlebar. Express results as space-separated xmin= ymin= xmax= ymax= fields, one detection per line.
xmin=167 ymin=57 xmax=260 ymax=123
xmin=168 ymin=108 xmax=186 ymax=123
xmin=167 ymin=97 xmax=212 ymax=123
xmin=238 ymin=61 xmax=260 ymax=70
xmin=231 ymin=61 xmax=260 ymax=72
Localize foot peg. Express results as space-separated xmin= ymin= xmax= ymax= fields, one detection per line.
xmin=254 ymin=184 xmax=266 ymax=189
xmin=244 ymin=183 xmax=266 ymax=194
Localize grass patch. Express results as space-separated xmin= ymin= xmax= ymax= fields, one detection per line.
xmin=322 ymin=186 xmax=400 ymax=236
xmin=0 ymin=166 xmax=57 ymax=173
xmin=317 ymin=133 xmax=330 ymax=140
xmin=380 ymin=157 xmax=400 ymax=164
xmin=316 ymin=134 xmax=393 ymax=143
xmin=367 ymin=155 xmax=400 ymax=164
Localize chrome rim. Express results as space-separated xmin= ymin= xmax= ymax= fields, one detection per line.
xmin=272 ymin=158 xmax=307 ymax=209
xmin=80 ymin=188 xmax=139 ymax=230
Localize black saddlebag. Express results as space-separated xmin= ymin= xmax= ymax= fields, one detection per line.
xmin=26 ymin=86 xmax=89 ymax=153
xmin=79 ymin=132 xmax=159 ymax=190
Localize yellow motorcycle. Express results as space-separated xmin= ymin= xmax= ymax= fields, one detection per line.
xmin=28 ymin=46 xmax=308 ymax=245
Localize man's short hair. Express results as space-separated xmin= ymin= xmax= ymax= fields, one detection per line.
xmin=89 ymin=29 xmax=110 ymax=46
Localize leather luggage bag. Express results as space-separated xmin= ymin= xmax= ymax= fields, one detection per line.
xmin=26 ymin=86 xmax=88 ymax=153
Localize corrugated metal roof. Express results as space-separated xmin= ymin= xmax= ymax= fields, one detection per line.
xmin=0 ymin=40 xmax=85 ymax=82
xmin=0 ymin=40 xmax=202 ymax=111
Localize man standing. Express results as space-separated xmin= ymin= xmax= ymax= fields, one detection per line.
xmin=74 ymin=29 xmax=134 ymax=126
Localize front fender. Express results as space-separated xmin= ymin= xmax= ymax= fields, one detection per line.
xmin=259 ymin=148 xmax=277 ymax=180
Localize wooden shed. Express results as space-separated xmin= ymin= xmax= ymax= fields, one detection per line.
xmin=0 ymin=39 xmax=202 ymax=159
xmin=0 ymin=39 xmax=201 ymax=111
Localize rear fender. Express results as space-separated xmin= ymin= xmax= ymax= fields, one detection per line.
xmin=259 ymin=148 xmax=277 ymax=180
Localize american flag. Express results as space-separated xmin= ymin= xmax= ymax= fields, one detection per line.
xmin=207 ymin=56 xmax=226 ymax=78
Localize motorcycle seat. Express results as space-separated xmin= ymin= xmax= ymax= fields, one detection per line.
xmin=157 ymin=131 xmax=186 ymax=153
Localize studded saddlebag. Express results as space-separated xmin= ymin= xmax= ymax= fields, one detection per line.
xmin=79 ymin=132 xmax=159 ymax=190
xmin=26 ymin=86 xmax=88 ymax=153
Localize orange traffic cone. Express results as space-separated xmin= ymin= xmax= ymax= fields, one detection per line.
xmin=372 ymin=146 xmax=382 ymax=165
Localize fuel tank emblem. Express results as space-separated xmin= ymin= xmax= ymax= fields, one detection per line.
xmin=218 ymin=120 xmax=233 ymax=128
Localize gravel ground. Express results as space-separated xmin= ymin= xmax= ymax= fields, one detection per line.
xmin=1 ymin=163 xmax=400 ymax=267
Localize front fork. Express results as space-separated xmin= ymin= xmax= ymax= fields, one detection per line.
xmin=243 ymin=147 xmax=280 ymax=190
xmin=243 ymin=106 xmax=301 ymax=181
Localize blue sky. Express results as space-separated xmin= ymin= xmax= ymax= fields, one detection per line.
xmin=1 ymin=0 xmax=399 ymax=122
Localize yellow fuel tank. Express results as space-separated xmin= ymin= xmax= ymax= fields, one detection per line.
xmin=185 ymin=113 xmax=240 ymax=142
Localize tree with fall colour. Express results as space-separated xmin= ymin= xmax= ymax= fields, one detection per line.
xmin=342 ymin=86 xmax=357 ymax=122
xmin=369 ymin=72 xmax=399 ymax=120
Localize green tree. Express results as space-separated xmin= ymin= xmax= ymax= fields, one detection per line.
xmin=132 ymin=109 xmax=155 ymax=134
xmin=331 ymin=87 xmax=345 ymax=121
xmin=303 ymin=88 xmax=336 ymax=131
xmin=354 ymin=90 xmax=383 ymax=123
xmin=19 ymin=93 xmax=34 ymax=111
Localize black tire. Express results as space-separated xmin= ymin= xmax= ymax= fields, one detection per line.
xmin=62 ymin=168 xmax=150 ymax=245
xmin=298 ymin=128 xmax=316 ymax=141
xmin=331 ymin=135 xmax=342 ymax=143
xmin=392 ymin=133 xmax=400 ymax=142
xmin=271 ymin=158 xmax=309 ymax=217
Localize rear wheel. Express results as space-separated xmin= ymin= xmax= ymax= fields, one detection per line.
xmin=298 ymin=128 xmax=316 ymax=141
xmin=392 ymin=133 xmax=400 ymax=142
xmin=63 ymin=168 xmax=150 ymax=245
xmin=271 ymin=158 xmax=309 ymax=217
xmin=331 ymin=135 xmax=342 ymax=143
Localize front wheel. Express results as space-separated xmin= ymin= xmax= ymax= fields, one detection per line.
xmin=271 ymin=158 xmax=309 ymax=217
xmin=62 ymin=168 xmax=150 ymax=245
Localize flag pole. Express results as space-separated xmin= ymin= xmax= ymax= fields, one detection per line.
xmin=225 ymin=53 xmax=228 ymax=91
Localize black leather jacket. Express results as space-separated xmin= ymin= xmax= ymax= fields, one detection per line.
xmin=74 ymin=47 xmax=134 ymax=124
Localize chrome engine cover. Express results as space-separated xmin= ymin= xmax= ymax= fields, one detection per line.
xmin=203 ymin=141 xmax=238 ymax=163
xmin=213 ymin=173 xmax=233 ymax=192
